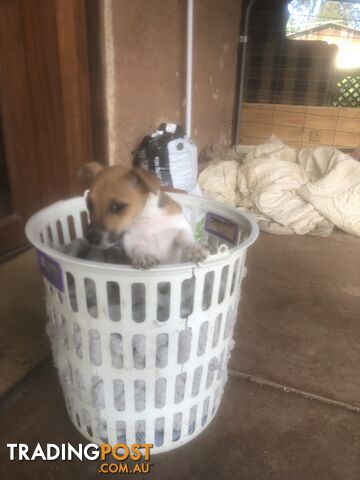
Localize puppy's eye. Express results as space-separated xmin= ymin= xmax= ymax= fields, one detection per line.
xmin=108 ymin=201 xmax=127 ymax=214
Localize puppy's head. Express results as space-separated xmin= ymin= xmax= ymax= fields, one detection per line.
xmin=78 ymin=162 xmax=160 ymax=248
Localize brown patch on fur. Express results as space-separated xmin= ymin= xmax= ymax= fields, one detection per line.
xmin=77 ymin=162 xmax=105 ymax=188
xmin=158 ymin=192 xmax=182 ymax=215
xmin=82 ymin=163 xmax=182 ymax=235
xmin=87 ymin=165 xmax=155 ymax=235
xmin=133 ymin=167 xmax=161 ymax=193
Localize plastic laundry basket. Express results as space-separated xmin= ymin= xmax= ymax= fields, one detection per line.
xmin=25 ymin=193 xmax=258 ymax=454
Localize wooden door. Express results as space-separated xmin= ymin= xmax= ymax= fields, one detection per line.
xmin=0 ymin=0 xmax=93 ymax=256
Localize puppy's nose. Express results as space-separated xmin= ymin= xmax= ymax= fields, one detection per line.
xmin=87 ymin=228 xmax=103 ymax=246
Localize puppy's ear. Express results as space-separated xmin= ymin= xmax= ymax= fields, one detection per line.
xmin=77 ymin=162 xmax=104 ymax=188
xmin=130 ymin=168 xmax=161 ymax=193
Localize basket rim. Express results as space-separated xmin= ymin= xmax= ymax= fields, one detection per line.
xmin=25 ymin=193 xmax=259 ymax=273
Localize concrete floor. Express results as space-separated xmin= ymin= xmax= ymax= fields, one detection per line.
xmin=0 ymin=250 xmax=48 ymax=395
xmin=1 ymin=232 xmax=360 ymax=479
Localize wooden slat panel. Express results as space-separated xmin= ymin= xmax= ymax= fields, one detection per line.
xmin=239 ymin=103 xmax=360 ymax=149
xmin=337 ymin=108 xmax=360 ymax=120
xmin=241 ymin=104 xmax=274 ymax=124
xmin=302 ymin=128 xmax=335 ymax=146
xmin=333 ymin=132 xmax=360 ymax=148
xmin=334 ymin=117 xmax=360 ymax=134
xmin=304 ymin=114 xmax=338 ymax=130
xmin=304 ymin=106 xmax=338 ymax=130
xmin=273 ymin=107 xmax=306 ymax=128
xmin=274 ymin=104 xmax=307 ymax=113
xmin=240 ymin=123 xmax=273 ymax=139
xmin=306 ymin=106 xmax=338 ymax=117
xmin=271 ymin=125 xmax=303 ymax=143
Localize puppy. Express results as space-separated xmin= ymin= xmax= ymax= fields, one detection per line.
xmin=78 ymin=162 xmax=209 ymax=268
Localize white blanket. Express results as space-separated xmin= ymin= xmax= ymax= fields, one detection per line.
xmin=198 ymin=136 xmax=360 ymax=237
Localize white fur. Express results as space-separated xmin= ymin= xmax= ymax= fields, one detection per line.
xmin=122 ymin=193 xmax=195 ymax=265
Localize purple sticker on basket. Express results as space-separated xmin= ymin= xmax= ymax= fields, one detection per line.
xmin=204 ymin=212 xmax=239 ymax=245
xmin=37 ymin=250 xmax=64 ymax=292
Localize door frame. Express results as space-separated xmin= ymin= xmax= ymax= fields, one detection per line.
xmin=0 ymin=0 xmax=93 ymax=255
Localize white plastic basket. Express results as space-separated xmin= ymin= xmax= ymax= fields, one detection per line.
xmin=25 ymin=193 xmax=258 ymax=454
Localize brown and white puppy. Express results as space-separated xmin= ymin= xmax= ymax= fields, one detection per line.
xmin=78 ymin=162 xmax=209 ymax=268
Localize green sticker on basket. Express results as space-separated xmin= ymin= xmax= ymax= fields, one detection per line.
xmin=195 ymin=216 xmax=205 ymax=241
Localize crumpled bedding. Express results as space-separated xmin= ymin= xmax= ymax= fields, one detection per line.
xmin=198 ymin=136 xmax=360 ymax=236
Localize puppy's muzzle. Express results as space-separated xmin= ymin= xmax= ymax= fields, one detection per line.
xmin=87 ymin=228 xmax=104 ymax=246
xmin=87 ymin=225 xmax=121 ymax=249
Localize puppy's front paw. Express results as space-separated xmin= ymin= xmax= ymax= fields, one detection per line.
xmin=132 ymin=254 xmax=160 ymax=270
xmin=185 ymin=243 xmax=211 ymax=264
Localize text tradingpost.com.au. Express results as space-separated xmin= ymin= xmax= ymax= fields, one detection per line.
xmin=7 ymin=443 xmax=153 ymax=475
